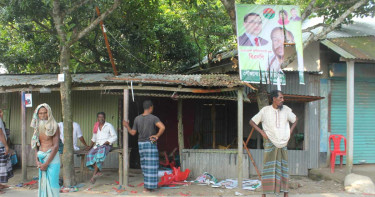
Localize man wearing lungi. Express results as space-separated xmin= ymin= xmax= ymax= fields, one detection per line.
xmin=30 ymin=103 xmax=60 ymax=197
xmin=86 ymin=112 xmax=117 ymax=184
xmin=0 ymin=109 xmax=13 ymax=194
xmin=123 ymin=100 xmax=165 ymax=193
xmin=250 ymin=90 xmax=298 ymax=197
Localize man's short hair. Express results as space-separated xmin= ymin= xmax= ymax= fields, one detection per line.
xmin=270 ymin=90 xmax=283 ymax=101
xmin=244 ymin=13 xmax=260 ymax=22
xmin=271 ymin=27 xmax=283 ymax=38
xmin=97 ymin=112 xmax=106 ymax=118
xmin=143 ymin=100 xmax=153 ymax=110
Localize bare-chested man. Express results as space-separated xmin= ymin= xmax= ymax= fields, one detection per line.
xmin=30 ymin=103 xmax=60 ymax=197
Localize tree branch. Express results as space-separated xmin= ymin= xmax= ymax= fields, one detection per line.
xmin=68 ymin=0 xmax=120 ymax=46
xmin=52 ymin=0 xmax=67 ymax=54
xmin=33 ymin=19 xmax=55 ymax=34
xmin=62 ymin=0 xmax=91 ymax=18
xmin=281 ymin=0 xmax=368 ymax=69
xmin=301 ymin=0 xmax=316 ymax=21
xmin=302 ymin=23 xmax=327 ymax=33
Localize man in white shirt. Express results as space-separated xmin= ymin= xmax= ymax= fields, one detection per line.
xmin=58 ymin=122 xmax=89 ymax=152
xmin=86 ymin=112 xmax=117 ymax=184
xmin=250 ymin=90 xmax=298 ymax=197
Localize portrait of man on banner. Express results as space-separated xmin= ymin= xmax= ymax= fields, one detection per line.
xmin=235 ymin=4 xmax=305 ymax=85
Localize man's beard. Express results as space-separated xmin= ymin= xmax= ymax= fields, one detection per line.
xmin=39 ymin=120 xmax=48 ymax=134
xmin=278 ymin=104 xmax=283 ymax=110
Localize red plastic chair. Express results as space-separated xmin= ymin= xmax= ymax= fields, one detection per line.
xmin=329 ymin=134 xmax=347 ymax=173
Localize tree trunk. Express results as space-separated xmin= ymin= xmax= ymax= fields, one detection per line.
xmin=60 ymin=45 xmax=75 ymax=186
xmin=220 ymin=0 xmax=237 ymax=35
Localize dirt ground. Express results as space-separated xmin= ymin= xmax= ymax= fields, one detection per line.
xmin=3 ymin=167 xmax=345 ymax=196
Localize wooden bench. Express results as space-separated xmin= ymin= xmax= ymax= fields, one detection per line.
xmin=74 ymin=147 xmax=129 ymax=184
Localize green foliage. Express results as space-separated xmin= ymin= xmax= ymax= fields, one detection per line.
xmin=0 ymin=0 xmax=373 ymax=74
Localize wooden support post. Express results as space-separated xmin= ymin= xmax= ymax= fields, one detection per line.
xmin=123 ymin=89 xmax=129 ymax=185
xmin=211 ymin=103 xmax=216 ymax=149
xmin=177 ymin=99 xmax=185 ymax=169
xmin=237 ymin=89 xmax=243 ymax=189
xmin=21 ymin=91 xmax=27 ymax=182
xmin=346 ymin=60 xmax=354 ymax=174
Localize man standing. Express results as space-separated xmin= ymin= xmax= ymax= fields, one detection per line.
xmin=86 ymin=112 xmax=117 ymax=184
xmin=123 ymin=100 xmax=165 ymax=193
xmin=250 ymin=90 xmax=298 ymax=197
xmin=58 ymin=121 xmax=89 ymax=152
xmin=0 ymin=109 xmax=13 ymax=194
xmin=238 ymin=13 xmax=268 ymax=46
xmin=30 ymin=103 xmax=60 ymax=197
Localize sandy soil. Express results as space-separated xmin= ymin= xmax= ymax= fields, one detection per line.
xmin=3 ymin=167 xmax=344 ymax=196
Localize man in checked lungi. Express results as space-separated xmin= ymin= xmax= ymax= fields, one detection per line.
xmin=123 ymin=100 xmax=165 ymax=193
xmin=86 ymin=112 xmax=117 ymax=184
xmin=0 ymin=109 xmax=13 ymax=194
xmin=250 ymin=90 xmax=298 ymax=197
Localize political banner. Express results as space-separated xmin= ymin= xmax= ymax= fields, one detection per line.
xmin=236 ymin=4 xmax=305 ymax=86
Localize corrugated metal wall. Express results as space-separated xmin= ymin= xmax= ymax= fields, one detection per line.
xmin=8 ymin=91 xmax=120 ymax=146
xmin=182 ymin=149 xmax=308 ymax=178
xmin=330 ymin=79 xmax=375 ymax=164
xmin=181 ymin=150 xmax=250 ymax=179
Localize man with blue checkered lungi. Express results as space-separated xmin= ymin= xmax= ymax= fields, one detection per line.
xmin=123 ymin=100 xmax=165 ymax=193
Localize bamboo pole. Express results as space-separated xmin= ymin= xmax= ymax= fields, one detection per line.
xmin=96 ymin=7 xmax=118 ymax=76
xmin=21 ymin=91 xmax=27 ymax=181
xmin=123 ymin=89 xmax=129 ymax=185
xmin=177 ymin=99 xmax=185 ymax=169
xmin=237 ymin=89 xmax=243 ymax=189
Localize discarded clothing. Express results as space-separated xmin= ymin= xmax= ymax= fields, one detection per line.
xmin=262 ymin=139 xmax=289 ymax=194
xmin=138 ymin=141 xmax=159 ymax=189
xmin=212 ymin=179 xmax=261 ymax=190
xmin=86 ymin=145 xmax=112 ymax=171
xmin=0 ymin=147 xmax=13 ymax=183
xmin=38 ymin=149 xmax=60 ymax=197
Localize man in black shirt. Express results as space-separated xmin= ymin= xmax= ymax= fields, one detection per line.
xmin=123 ymin=100 xmax=165 ymax=193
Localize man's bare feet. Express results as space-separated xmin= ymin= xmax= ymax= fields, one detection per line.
xmin=143 ymin=188 xmax=152 ymax=193
xmin=0 ymin=190 xmax=5 ymax=194
xmin=90 ymin=176 xmax=96 ymax=184
xmin=262 ymin=194 xmax=266 ymax=197
xmin=284 ymin=192 xmax=288 ymax=197
xmin=0 ymin=184 xmax=9 ymax=189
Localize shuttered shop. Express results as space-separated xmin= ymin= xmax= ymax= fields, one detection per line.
xmin=330 ymin=79 xmax=375 ymax=164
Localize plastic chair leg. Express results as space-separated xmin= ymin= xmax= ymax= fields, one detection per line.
xmin=330 ymin=153 xmax=336 ymax=173
xmin=340 ymin=155 xmax=343 ymax=168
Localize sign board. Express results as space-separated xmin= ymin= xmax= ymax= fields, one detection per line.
xmin=25 ymin=93 xmax=32 ymax=108
xmin=236 ymin=4 xmax=305 ymax=85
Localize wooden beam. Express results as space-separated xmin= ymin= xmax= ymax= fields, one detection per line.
xmin=21 ymin=91 xmax=27 ymax=182
xmin=211 ymin=103 xmax=216 ymax=149
xmin=177 ymin=99 xmax=185 ymax=169
xmin=346 ymin=60 xmax=354 ymax=174
xmin=0 ymin=86 xmax=240 ymax=94
xmin=237 ymin=89 xmax=243 ymax=189
xmin=123 ymin=89 xmax=129 ymax=185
